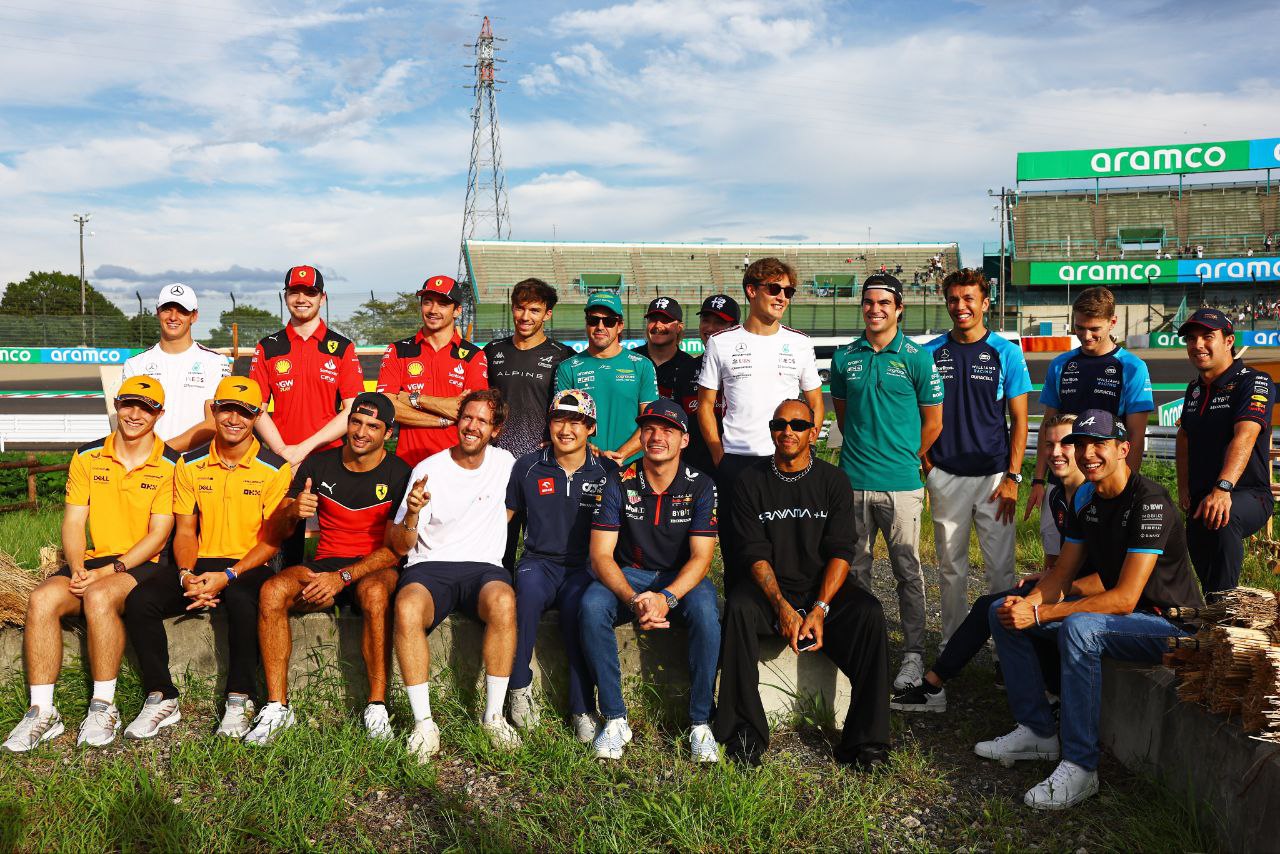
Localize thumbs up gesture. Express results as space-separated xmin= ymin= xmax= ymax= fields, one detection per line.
xmin=295 ymin=478 xmax=318 ymax=520
xmin=406 ymin=475 xmax=430 ymax=516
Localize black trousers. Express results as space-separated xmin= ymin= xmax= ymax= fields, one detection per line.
xmin=280 ymin=521 xmax=307 ymax=568
xmin=502 ymin=510 xmax=525 ymax=576
xmin=933 ymin=582 xmax=1061 ymax=694
xmin=713 ymin=453 xmax=769 ymax=594
xmin=713 ymin=577 xmax=891 ymax=761
xmin=1187 ymin=488 xmax=1273 ymax=595
xmin=124 ymin=559 xmax=274 ymax=700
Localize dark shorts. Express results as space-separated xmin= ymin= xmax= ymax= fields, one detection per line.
xmin=295 ymin=556 xmax=397 ymax=611
xmin=53 ymin=555 xmax=163 ymax=583
xmin=397 ymin=560 xmax=511 ymax=631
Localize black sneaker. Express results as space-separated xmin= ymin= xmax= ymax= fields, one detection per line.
xmin=890 ymin=681 xmax=947 ymax=713
xmin=724 ymin=728 xmax=764 ymax=768
xmin=994 ymin=661 xmax=1005 ymax=692
xmin=844 ymin=744 xmax=890 ymax=773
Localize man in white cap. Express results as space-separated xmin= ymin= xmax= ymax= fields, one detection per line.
xmin=121 ymin=283 xmax=231 ymax=451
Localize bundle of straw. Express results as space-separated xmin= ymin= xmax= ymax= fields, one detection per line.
xmin=0 ymin=550 xmax=41 ymax=626
xmin=1242 ymin=648 xmax=1280 ymax=736
xmin=1206 ymin=625 xmax=1273 ymax=716
xmin=1169 ymin=631 xmax=1213 ymax=704
xmin=1198 ymin=587 xmax=1278 ymax=630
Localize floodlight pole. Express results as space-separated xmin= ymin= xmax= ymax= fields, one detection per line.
xmin=74 ymin=213 xmax=91 ymax=343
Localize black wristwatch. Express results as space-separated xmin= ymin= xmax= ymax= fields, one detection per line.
xmin=112 ymin=559 xmax=127 ymax=574
xmin=1216 ymin=479 xmax=1235 ymax=493
xmin=1031 ymin=477 xmax=1046 ymax=486
xmin=1005 ymin=471 xmax=1024 ymax=484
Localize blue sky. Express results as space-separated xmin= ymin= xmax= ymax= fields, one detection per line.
xmin=1 ymin=0 xmax=1276 ymax=333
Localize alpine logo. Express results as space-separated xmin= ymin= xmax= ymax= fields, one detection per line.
xmin=1078 ymin=416 xmax=1097 ymax=427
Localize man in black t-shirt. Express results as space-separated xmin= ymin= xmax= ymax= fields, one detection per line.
xmin=1174 ymin=307 xmax=1275 ymax=593
xmin=715 ymin=398 xmax=891 ymax=770
xmin=635 ymin=296 xmax=709 ymax=470
xmin=977 ymin=409 xmax=1204 ymax=811
xmin=483 ymin=278 xmax=572 ymax=572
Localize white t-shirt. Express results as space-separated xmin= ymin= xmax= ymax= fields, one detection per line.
xmin=394 ymin=445 xmax=515 ymax=567
xmin=697 ymin=324 xmax=822 ymax=456
xmin=121 ymin=342 xmax=232 ymax=442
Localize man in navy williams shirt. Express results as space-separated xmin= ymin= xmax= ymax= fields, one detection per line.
xmin=924 ymin=270 xmax=1032 ymax=651
xmin=1027 ymin=287 xmax=1154 ymax=514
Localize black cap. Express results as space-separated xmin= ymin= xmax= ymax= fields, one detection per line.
xmin=350 ymin=392 xmax=396 ymax=428
xmin=862 ymin=273 xmax=903 ymax=299
xmin=1065 ymin=409 xmax=1128 ymax=444
xmin=636 ymin=398 xmax=689 ymax=432
xmin=644 ymin=297 xmax=682 ymax=322
xmin=1177 ymin=307 xmax=1234 ymax=337
xmin=698 ymin=294 xmax=740 ymax=324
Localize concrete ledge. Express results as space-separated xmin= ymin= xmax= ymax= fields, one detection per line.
xmin=1100 ymin=659 xmax=1280 ymax=852
xmin=0 ymin=611 xmax=851 ymax=723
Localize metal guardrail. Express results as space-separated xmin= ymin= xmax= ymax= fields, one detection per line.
xmin=0 ymin=414 xmax=108 ymax=451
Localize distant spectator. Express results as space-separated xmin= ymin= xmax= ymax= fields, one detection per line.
xmin=1196 ymin=244 xmax=1204 ymax=259
xmin=1247 ymin=248 xmax=1254 ymax=257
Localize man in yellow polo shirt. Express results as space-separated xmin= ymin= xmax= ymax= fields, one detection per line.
xmin=122 ymin=377 xmax=291 ymax=740
xmin=2 ymin=377 xmax=177 ymax=753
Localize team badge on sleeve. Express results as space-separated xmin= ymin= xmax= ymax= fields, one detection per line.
xmin=327 ymin=340 xmax=339 ymax=354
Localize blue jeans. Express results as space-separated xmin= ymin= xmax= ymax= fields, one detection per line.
xmin=579 ymin=567 xmax=721 ymax=723
xmin=988 ymin=598 xmax=1188 ymax=770
xmin=511 ymin=557 xmax=595 ymax=715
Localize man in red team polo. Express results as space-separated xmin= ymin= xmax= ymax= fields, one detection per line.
xmin=250 ymin=265 xmax=365 ymax=565
xmin=377 ymin=275 xmax=488 ymax=467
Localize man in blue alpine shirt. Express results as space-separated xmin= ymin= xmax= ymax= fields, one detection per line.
xmin=1174 ymin=307 xmax=1275 ymax=595
xmin=1026 ymin=286 xmax=1153 ymax=514
xmin=580 ymin=399 xmax=720 ymax=763
xmin=924 ymin=269 xmax=1032 ymax=653
xmin=976 ymin=409 xmax=1204 ymax=809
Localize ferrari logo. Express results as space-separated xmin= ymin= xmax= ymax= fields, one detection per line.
xmin=375 ymin=483 xmax=388 ymax=500
xmin=297 ymin=269 xmax=307 ymax=278
xmin=457 ymin=348 xmax=469 ymax=358
xmin=275 ymin=360 xmax=291 ymax=374
xmin=326 ymin=339 xmax=338 ymax=354
xmin=407 ymin=362 xmax=424 ymax=376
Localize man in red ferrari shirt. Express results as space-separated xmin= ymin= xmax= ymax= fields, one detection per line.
xmin=249 ymin=265 xmax=365 ymax=565
xmin=376 ymin=275 xmax=488 ymax=467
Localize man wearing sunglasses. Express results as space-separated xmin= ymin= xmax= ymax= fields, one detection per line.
xmin=831 ymin=273 xmax=944 ymax=693
xmin=715 ymin=399 xmax=891 ymax=770
xmin=636 ymin=296 xmax=713 ymax=472
xmin=250 ymin=266 xmax=366 ymax=567
xmin=554 ymin=290 xmax=657 ymax=464
xmin=122 ymin=377 xmax=291 ymax=740
xmin=696 ymin=259 xmax=823 ymax=590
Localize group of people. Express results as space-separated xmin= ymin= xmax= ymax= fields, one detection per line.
xmin=3 ymin=259 xmax=1273 ymax=812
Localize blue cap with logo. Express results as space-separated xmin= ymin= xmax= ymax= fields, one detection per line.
xmin=585 ymin=290 xmax=624 ymax=317
xmin=636 ymin=398 xmax=689 ymax=432
xmin=1065 ymin=408 xmax=1128 ymax=444
xmin=1177 ymin=307 xmax=1233 ymax=337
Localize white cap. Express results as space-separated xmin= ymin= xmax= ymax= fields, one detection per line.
xmin=156 ymin=283 xmax=197 ymax=312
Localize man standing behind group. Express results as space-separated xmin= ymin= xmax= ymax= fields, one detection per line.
xmin=924 ymin=269 xmax=1031 ymax=651
xmin=121 ymin=283 xmax=230 ymax=451
xmin=1175 ymin=308 xmax=1275 ymax=594
xmin=697 ymin=259 xmax=823 ymax=587
xmin=555 ymin=291 xmax=657 ymax=463
xmin=484 ymin=278 xmax=571 ymax=573
xmin=635 ymin=297 xmax=707 ymax=471
xmin=250 ymin=266 xmax=365 ymax=566
xmin=831 ymin=273 xmax=943 ymax=692
xmin=378 ymin=275 xmax=489 ymax=468
xmin=685 ymin=294 xmax=739 ymax=474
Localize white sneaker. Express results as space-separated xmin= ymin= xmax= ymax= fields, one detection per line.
xmin=1023 ymin=760 xmax=1100 ymax=810
xmin=508 ymin=685 xmax=540 ymax=730
xmin=483 ymin=715 xmax=522 ymax=751
xmin=690 ymin=724 xmax=719 ymax=763
xmin=77 ymin=700 xmax=121 ymax=747
xmin=243 ymin=701 xmax=296 ymax=746
xmin=407 ymin=718 xmax=441 ymax=763
xmin=890 ymin=682 xmax=947 ymax=713
xmin=362 ymin=703 xmax=393 ymax=740
xmin=592 ymin=717 xmax=632 ymax=760
xmin=2 ymin=705 xmax=64 ymax=752
xmin=893 ymin=653 xmax=925 ymax=691
xmin=571 ymin=713 xmax=599 ymax=745
xmin=216 ymin=694 xmax=255 ymax=738
xmin=124 ymin=693 xmax=181 ymax=740
xmin=974 ymin=724 xmax=1060 ymax=768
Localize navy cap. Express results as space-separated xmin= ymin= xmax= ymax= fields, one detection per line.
xmin=698 ymin=294 xmax=740 ymax=323
xmin=636 ymin=398 xmax=689 ymax=432
xmin=350 ymin=392 xmax=395 ymax=428
xmin=862 ymin=273 xmax=903 ymax=299
xmin=1177 ymin=307 xmax=1234 ymax=337
xmin=1065 ymin=409 xmax=1128 ymax=444
xmin=645 ymin=296 xmax=682 ymax=322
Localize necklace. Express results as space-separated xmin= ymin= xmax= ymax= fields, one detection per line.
xmin=771 ymin=455 xmax=813 ymax=483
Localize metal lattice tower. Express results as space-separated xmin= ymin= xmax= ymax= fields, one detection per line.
xmin=457 ymin=15 xmax=510 ymax=328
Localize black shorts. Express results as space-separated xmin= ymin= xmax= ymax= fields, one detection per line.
xmin=53 ymin=555 xmax=163 ymax=583
xmin=397 ymin=561 xmax=510 ymax=631
xmin=297 ymin=556 xmax=398 ymax=611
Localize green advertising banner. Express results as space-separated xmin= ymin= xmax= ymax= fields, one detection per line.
xmin=1149 ymin=331 xmax=1185 ymax=348
xmin=1016 ymin=136 xmax=1280 ymax=181
xmin=1020 ymin=260 xmax=1178 ymax=286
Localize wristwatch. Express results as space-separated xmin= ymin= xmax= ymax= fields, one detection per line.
xmin=112 ymin=559 xmax=127 ymax=574
xmin=408 ymin=391 xmax=421 ymax=410
xmin=1216 ymin=479 xmax=1235 ymax=493
xmin=660 ymin=588 xmax=679 ymax=610
xmin=340 ymin=569 xmax=353 ymax=586
xmin=224 ymin=567 xmax=239 ymax=583
xmin=1005 ymin=471 xmax=1024 ymax=484
xmin=812 ymin=599 xmax=831 ymax=617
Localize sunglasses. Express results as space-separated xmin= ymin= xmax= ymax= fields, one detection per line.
xmin=754 ymin=282 xmax=797 ymax=299
xmin=768 ymin=418 xmax=814 ymax=433
xmin=586 ymin=315 xmax=623 ymax=328
xmin=286 ymin=286 xmax=322 ymax=298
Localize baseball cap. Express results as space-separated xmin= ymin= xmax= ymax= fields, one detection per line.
xmin=645 ymin=297 xmax=682 ymax=322
xmin=416 ymin=274 xmax=467 ymax=304
xmin=1065 ymin=409 xmax=1128 ymax=444
xmin=548 ymin=389 xmax=597 ymax=423
xmin=212 ymin=377 xmax=264 ymax=414
xmin=350 ymin=391 xmax=395 ymax=428
xmin=1177 ymin=307 xmax=1233 ymax=336
xmin=285 ymin=265 xmax=325 ymax=292
xmin=115 ymin=375 xmax=165 ymax=410
xmin=862 ymin=273 xmax=903 ymax=299
xmin=698 ymin=294 xmax=740 ymax=324
xmin=585 ymin=291 xmax=624 ymax=317
xmin=156 ymin=283 xmax=197 ymax=312
xmin=636 ymin=398 xmax=688 ymax=432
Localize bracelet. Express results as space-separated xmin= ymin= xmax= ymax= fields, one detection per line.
xmin=1031 ymin=478 xmax=1046 ymax=486
xmin=1033 ymin=604 xmax=1042 ymax=627
xmin=812 ymin=599 xmax=831 ymax=617
xmin=224 ymin=568 xmax=238 ymax=583
xmin=178 ymin=568 xmax=193 ymax=587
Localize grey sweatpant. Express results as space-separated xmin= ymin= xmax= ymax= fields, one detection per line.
xmin=848 ymin=488 xmax=926 ymax=657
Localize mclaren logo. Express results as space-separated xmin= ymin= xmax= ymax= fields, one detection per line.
xmin=233 ymin=383 xmax=249 ymax=393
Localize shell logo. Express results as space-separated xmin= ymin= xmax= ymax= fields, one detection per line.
xmin=275 ymin=359 xmax=292 ymax=374
xmin=407 ymin=362 xmax=424 ymax=376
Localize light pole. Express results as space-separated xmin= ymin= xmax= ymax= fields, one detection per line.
xmin=73 ymin=213 xmax=91 ymax=344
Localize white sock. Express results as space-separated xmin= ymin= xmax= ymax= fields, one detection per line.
xmin=484 ymin=674 xmax=509 ymax=722
xmin=29 ymin=684 xmax=54 ymax=711
xmin=92 ymin=679 xmax=117 ymax=705
xmin=406 ymin=682 xmax=432 ymax=722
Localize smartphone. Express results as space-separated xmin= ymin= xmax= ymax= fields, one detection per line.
xmin=776 ymin=608 xmax=818 ymax=651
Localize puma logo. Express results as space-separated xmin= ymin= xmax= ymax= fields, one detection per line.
xmin=321 ymin=481 xmax=335 ymax=493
